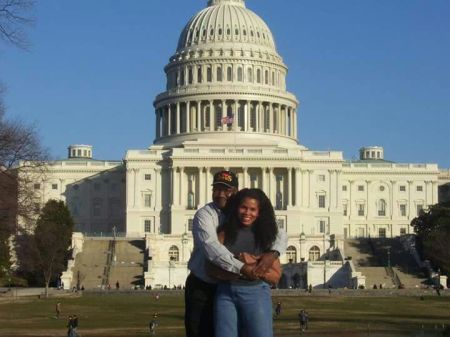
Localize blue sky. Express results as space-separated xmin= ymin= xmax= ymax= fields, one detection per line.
xmin=1 ymin=0 xmax=449 ymax=167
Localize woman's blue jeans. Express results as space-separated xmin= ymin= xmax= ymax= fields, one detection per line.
xmin=214 ymin=282 xmax=273 ymax=337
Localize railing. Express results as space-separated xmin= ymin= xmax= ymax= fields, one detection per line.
xmin=385 ymin=266 xmax=401 ymax=287
xmin=84 ymin=232 xmax=126 ymax=238
xmin=102 ymin=239 xmax=116 ymax=288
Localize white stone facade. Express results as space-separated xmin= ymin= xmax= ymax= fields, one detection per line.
xmin=23 ymin=0 xmax=444 ymax=288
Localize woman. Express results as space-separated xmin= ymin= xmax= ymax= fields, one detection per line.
xmin=214 ymin=188 xmax=278 ymax=337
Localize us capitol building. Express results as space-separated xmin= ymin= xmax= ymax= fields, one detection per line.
xmin=24 ymin=0 xmax=449 ymax=288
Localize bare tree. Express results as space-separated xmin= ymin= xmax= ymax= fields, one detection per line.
xmin=0 ymin=0 xmax=34 ymax=49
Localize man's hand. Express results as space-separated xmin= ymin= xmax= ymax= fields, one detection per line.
xmin=240 ymin=263 xmax=258 ymax=280
xmin=254 ymin=252 xmax=277 ymax=277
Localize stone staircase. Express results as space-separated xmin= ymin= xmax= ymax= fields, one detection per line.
xmin=70 ymin=239 xmax=110 ymax=289
xmin=109 ymin=240 xmax=145 ymax=289
xmin=344 ymin=237 xmax=427 ymax=289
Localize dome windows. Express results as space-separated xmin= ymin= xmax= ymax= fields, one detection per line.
xmin=207 ymin=67 xmax=212 ymax=82
xmin=227 ymin=66 xmax=232 ymax=81
xmin=237 ymin=67 xmax=243 ymax=82
xmin=216 ymin=66 xmax=222 ymax=81
xmin=197 ymin=66 xmax=203 ymax=83
xmin=247 ymin=68 xmax=253 ymax=82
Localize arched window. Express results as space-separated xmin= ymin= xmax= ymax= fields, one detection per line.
xmin=188 ymin=67 xmax=193 ymax=84
xmin=247 ymin=68 xmax=253 ymax=82
xmin=207 ymin=67 xmax=212 ymax=82
xmin=378 ymin=199 xmax=386 ymax=216
xmin=180 ymin=69 xmax=185 ymax=86
xmin=216 ymin=67 xmax=222 ymax=82
xmin=197 ymin=66 xmax=202 ymax=83
xmin=272 ymin=71 xmax=275 ymax=86
xmin=257 ymin=69 xmax=261 ymax=83
xmin=227 ymin=66 xmax=233 ymax=81
xmin=169 ymin=246 xmax=179 ymax=261
xmin=309 ymin=246 xmax=320 ymax=261
xmin=265 ymin=70 xmax=269 ymax=84
xmin=286 ymin=246 xmax=297 ymax=263
xmin=237 ymin=67 xmax=243 ymax=82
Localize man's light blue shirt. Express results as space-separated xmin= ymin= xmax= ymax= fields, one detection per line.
xmin=188 ymin=202 xmax=288 ymax=284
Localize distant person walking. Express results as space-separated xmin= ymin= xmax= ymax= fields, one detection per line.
xmin=274 ymin=302 xmax=282 ymax=318
xmin=298 ymin=310 xmax=309 ymax=332
xmin=115 ymin=281 xmax=120 ymax=290
xmin=55 ymin=302 xmax=61 ymax=319
xmin=149 ymin=313 xmax=158 ymax=335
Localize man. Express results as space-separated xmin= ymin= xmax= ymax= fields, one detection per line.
xmin=298 ymin=309 xmax=309 ymax=332
xmin=185 ymin=170 xmax=288 ymax=337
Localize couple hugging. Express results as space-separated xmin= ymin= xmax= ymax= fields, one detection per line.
xmin=185 ymin=170 xmax=287 ymax=337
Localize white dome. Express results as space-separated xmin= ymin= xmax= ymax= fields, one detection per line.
xmin=177 ymin=0 xmax=276 ymax=53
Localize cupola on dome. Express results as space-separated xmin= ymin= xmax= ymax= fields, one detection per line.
xmin=177 ymin=0 xmax=276 ymax=52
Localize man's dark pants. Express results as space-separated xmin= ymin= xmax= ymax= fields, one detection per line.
xmin=185 ymin=273 xmax=217 ymax=337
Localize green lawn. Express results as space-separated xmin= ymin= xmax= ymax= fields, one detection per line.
xmin=0 ymin=292 xmax=449 ymax=336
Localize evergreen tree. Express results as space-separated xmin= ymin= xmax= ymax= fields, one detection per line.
xmin=412 ymin=201 xmax=450 ymax=275
xmin=33 ymin=200 xmax=74 ymax=296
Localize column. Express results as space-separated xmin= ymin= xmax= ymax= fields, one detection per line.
xmin=222 ymin=100 xmax=227 ymax=131
xmin=156 ymin=109 xmax=161 ymax=138
xmin=258 ymin=101 xmax=263 ymax=132
xmin=293 ymin=109 xmax=297 ymax=139
xmin=262 ymin=167 xmax=268 ymax=195
xmin=180 ymin=167 xmax=186 ymax=208
xmin=197 ymin=101 xmax=202 ymax=131
xmin=243 ymin=101 xmax=248 ymax=131
xmin=233 ymin=100 xmax=238 ymax=131
xmin=186 ymin=101 xmax=191 ymax=133
xmin=172 ymin=167 xmax=179 ymax=206
xmin=198 ymin=167 xmax=205 ymax=207
xmin=168 ymin=105 xmax=172 ymax=135
xmin=287 ymin=168 xmax=293 ymax=207
xmin=176 ymin=102 xmax=181 ymax=134
xmin=268 ymin=168 xmax=274 ymax=204
xmin=242 ymin=167 xmax=248 ymax=188
xmin=295 ymin=168 xmax=301 ymax=207
xmin=349 ymin=180 xmax=353 ymax=218
xmin=206 ymin=167 xmax=213 ymax=200
xmin=329 ymin=170 xmax=334 ymax=210
xmin=247 ymin=101 xmax=252 ymax=131
xmin=269 ymin=103 xmax=274 ymax=133
xmin=133 ymin=169 xmax=138 ymax=208
xmin=390 ymin=180 xmax=396 ymax=219
xmin=302 ymin=170 xmax=308 ymax=207
xmin=365 ymin=180 xmax=371 ymax=220
xmin=209 ymin=101 xmax=214 ymax=131
xmin=408 ymin=180 xmax=413 ymax=218
xmin=155 ymin=168 xmax=162 ymax=209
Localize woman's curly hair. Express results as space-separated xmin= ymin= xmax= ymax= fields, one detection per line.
xmin=221 ymin=188 xmax=278 ymax=252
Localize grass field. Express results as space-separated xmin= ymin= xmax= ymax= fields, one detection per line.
xmin=0 ymin=292 xmax=449 ymax=336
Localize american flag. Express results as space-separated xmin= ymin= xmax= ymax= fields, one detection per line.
xmin=221 ymin=114 xmax=234 ymax=124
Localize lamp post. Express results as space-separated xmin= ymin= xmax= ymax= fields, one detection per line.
xmin=181 ymin=232 xmax=189 ymax=262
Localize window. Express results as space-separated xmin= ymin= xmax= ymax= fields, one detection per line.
xmin=400 ymin=204 xmax=407 ymax=216
xmin=416 ymin=204 xmax=423 ymax=216
xmin=257 ymin=69 xmax=261 ymax=83
xmin=379 ymin=186 xmax=385 ymax=192
xmin=188 ymin=67 xmax=193 ymax=84
xmin=93 ymin=198 xmax=102 ymax=217
xmin=318 ymin=195 xmax=325 ymax=208
xmin=342 ymin=185 xmax=347 ymax=192
xmin=52 ymin=184 xmax=58 ymax=190
xmin=318 ymin=175 xmax=325 ymax=182
xmin=188 ymin=219 xmax=194 ymax=231
xmin=144 ymin=220 xmax=152 ymax=233
xmin=34 ymin=183 xmax=41 ymax=190
xmin=216 ymin=67 xmax=222 ymax=82
xmin=399 ymin=185 xmax=406 ymax=192
xmin=358 ymin=204 xmax=365 ymax=216
xmin=378 ymin=228 xmax=386 ymax=238
xmin=187 ymin=192 xmax=195 ymax=210
xmin=197 ymin=66 xmax=202 ymax=83
xmin=265 ymin=70 xmax=269 ymax=84
xmin=207 ymin=67 xmax=212 ymax=82
xmin=237 ymin=67 xmax=243 ymax=81
xmin=416 ymin=186 xmax=423 ymax=192
xmin=378 ymin=199 xmax=386 ymax=216
xmin=247 ymin=68 xmax=253 ymax=82
xmin=343 ymin=204 xmax=348 ymax=216
xmin=144 ymin=193 xmax=152 ymax=208
xmin=169 ymin=246 xmax=179 ymax=262
xmin=286 ymin=246 xmax=297 ymax=263
xmin=358 ymin=185 xmax=364 ymax=192
xmin=319 ymin=220 xmax=326 ymax=233
xmin=400 ymin=228 xmax=407 ymax=236
xmin=309 ymin=246 xmax=320 ymax=261
xmin=227 ymin=66 xmax=232 ymax=81
xmin=276 ymin=219 xmax=285 ymax=230
xmin=144 ymin=174 xmax=152 ymax=181
xmin=250 ymin=174 xmax=257 ymax=188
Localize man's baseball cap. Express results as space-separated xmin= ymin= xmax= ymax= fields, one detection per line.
xmin=212 ymin=170 xmax=238 ymax=189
